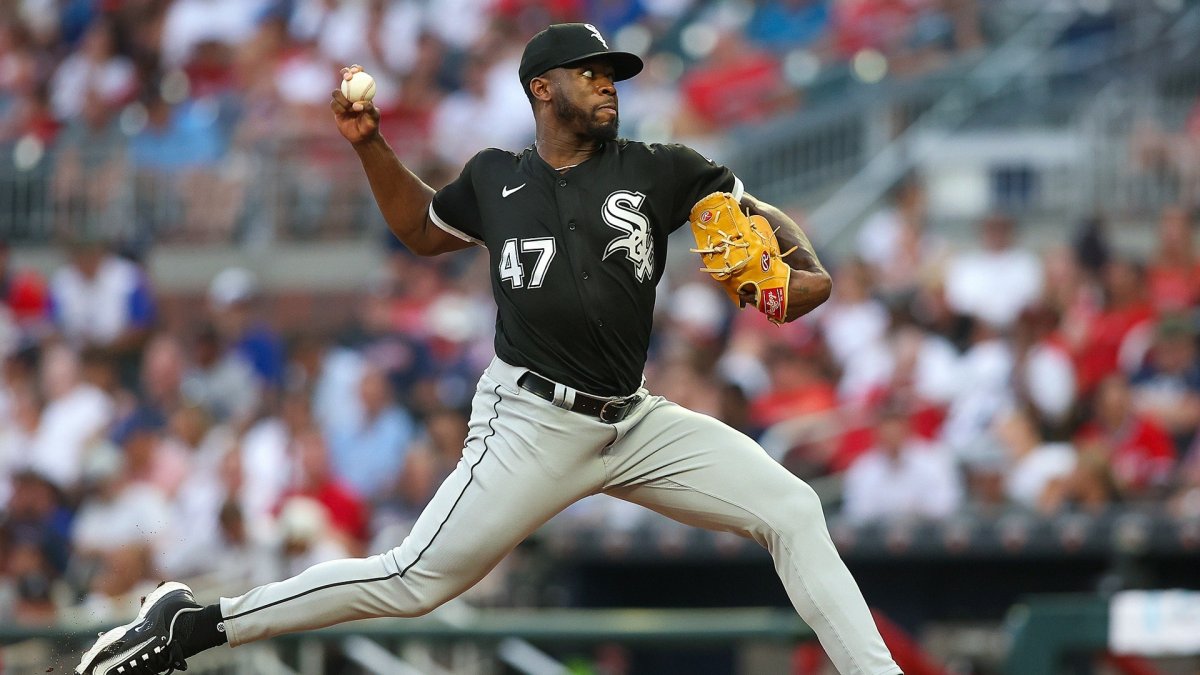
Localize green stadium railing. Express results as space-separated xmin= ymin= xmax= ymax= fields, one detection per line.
xmin=1004 ymin=595 xmax=1109 ymax=675
xmin=1 ymin=608 xmax=816 ymax=674
xmin=0 ymin=608 xmax=813 ymax=647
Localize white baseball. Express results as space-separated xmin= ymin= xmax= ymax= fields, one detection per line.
xmin=341 ymin=71 xmax=377 ymax=103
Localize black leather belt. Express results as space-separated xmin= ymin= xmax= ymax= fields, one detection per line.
xmin=517 ymin=371 xmax=643 ymax=423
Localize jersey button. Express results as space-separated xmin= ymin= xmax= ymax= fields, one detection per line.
xmin=568 ymin=221 xmax=576 ymax=230
xmin=596 ymin=319 xmax=604 ymax=327
xmin=582 ymin=272 xmax=590 ymax=280
xmin=558 ymin=179 xmax=568 ymax=188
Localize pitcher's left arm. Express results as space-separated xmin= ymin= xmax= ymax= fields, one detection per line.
xmin=741 ymin=193 xmax=832 ymax=322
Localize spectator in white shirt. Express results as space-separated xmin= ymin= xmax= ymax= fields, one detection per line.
xmin=423 ymin=0 xmax=495 ymax=51
xmin=71 ymin=443 xmax=172 ymax=622
xmin=49 ymin=18 xmax=135 ymax=121
xmin=842 ymin=403 xmax=964 ymax=523
xmin=291 ymin=0 xmax=418 ymax=95
xmin=236 ymin=392 xmax=306 ymax=531
xmin=430 ymin=53 xmax=493 ymax=168
xmin=0 ymin=385 xmax=39 ymax=507
xmin=939 ymin=322 xmax=1016 ymax=459
xmin=27 ymin=344 xmax=114 ymax=489
xmin=819 ymin=259 xmax=891 ymax=374
xmin=944 ymin=214 xmax=1043 ymax=329
xmin=856 ymin=177 xmax=946 ymax=298
xmin=160 ymin=0 xmax=269 ymax=68
xmin=71 ymin=444 xmax=171 ymax=556
xmin=206 ymin=500 xmax=281 ymax=594
xmin=1012 ymin=305 xmax=1077 ymax=430
xmin=992 ymin=406 xmax=1077 ymax=514
xmin=49 ymin=242 xmax=155 ymax=353
xmin=431 ymin=51 xmax=534 ymax=167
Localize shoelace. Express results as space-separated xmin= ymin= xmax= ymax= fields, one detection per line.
xmin=89 ymin=631 xmax=188 ymax=674
xmin=166 ymin=641 xmax=188 ymax=673
xmin=141 ymin=585 xmax=189 ymax=674
xmin=159 ymin=639 xmax=189 ymax=674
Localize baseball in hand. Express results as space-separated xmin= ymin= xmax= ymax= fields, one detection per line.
xmin=341 ymin=70 xmax=377 ymax=103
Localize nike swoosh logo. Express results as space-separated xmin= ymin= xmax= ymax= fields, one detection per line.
xmin=502 ymin=184 xmax=526 ymax=198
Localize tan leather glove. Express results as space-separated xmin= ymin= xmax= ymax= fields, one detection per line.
xmin=689 ymin=192 xmax=795 ymax=324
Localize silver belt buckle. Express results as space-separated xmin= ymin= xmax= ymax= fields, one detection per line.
xmin=598 ymin=395 xmax=637 ymax=423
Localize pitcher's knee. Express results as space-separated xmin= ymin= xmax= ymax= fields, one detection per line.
xmin=792 ymin=480 xmax=824 ymax=515
xmin=771 ymin=481 xmax=827 ymax=535
xmin=387 ymin=570 xmax=461 ymax=617
xmin=369 ymin=577 xmax=454 ymax=619
xmin=371 ymin=550 xmax=461 ymax=618
xmin=743 ymin=480 xmax=826 ymax=543
xmin=797 ymin=480 xmax=828 ymax=519
xmin=402 ymin=593 xmax=445 ymax=618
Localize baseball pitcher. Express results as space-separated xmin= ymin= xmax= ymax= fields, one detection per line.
xmin=78 ymin=23 xmax=902 ymax=675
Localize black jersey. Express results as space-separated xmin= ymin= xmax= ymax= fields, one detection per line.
xmin=429 ymin=139 xmax=741 ymax=397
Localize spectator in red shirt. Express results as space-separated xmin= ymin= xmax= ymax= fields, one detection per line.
xmin=750 ymin=345 xmax=839 ymax=430
xmin=834 ymin=0 xmax=977 ymax=75
xmin=1146 ymin=206 xmax=1200 ymax=313
xmin=679 ymin=31 xmax=795 ymax=133
xmin=494 ymin=0 xmax=584 ymax=24
xmin=184 ymin=39 xmax=238 ymax=98
xmin=284 ymin=428 xmax=370 ymax=551
xmin=0 ymin=243 xmax=50 ymax=338
xmin=833 ymin=0 xmax=916 ymax=58
xmin=1072 ymin=374 xmax=1176 ymax=507
xmin=0 ymin=19 xmax=60 ymax=148
xmin=1073 ymin=259 xmax=1157 ymax=395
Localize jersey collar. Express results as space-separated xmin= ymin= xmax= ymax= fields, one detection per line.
xmin=527 ymin=140 xmax=613 ymax=176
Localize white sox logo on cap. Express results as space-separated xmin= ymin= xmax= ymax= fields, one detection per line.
xmin=518 ymin=23 xmax=643 ymax=87
xmin=584 ymin=23 xmax=608 ymax=48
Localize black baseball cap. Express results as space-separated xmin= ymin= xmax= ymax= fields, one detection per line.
xmin=519 ymin=23 xmax=643 ymax=92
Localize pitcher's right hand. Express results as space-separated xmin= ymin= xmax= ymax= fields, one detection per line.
xmin=331 ymin=65 xmax=380 ymax=146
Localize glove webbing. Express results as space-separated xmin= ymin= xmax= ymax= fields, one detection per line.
xmin=689 ymin=206 xmax=797 ymax=281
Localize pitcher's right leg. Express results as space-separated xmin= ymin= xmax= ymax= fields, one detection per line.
xmin=604 ymin=398 xmax=900 ymax=675
xmin=219 ymin=371 xmax=608 ymax=646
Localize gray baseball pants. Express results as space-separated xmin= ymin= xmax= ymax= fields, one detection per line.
xmin=220 ymin=357 xmax=900 ymax=675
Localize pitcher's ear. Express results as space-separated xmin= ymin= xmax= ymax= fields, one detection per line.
xmin=529 ymin=75 xmax=554 ymax=102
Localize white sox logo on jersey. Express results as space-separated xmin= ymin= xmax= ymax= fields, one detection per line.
xmin=602 ymin=190 xmax=654 ymax=282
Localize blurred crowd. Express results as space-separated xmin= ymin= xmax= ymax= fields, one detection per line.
xmin=0 ymin=235 xmax=501 ymax=626
xmin=0 ymin=0 xmax=983 ymax=244
xmin=1 ymin=187 xmax=1199 ymax=627
xmin=830 ymin=194 xmax=1200 ymax=524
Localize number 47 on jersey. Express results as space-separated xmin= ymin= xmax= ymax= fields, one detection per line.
xmin=499 ymin=237 xmax=556 ymax=289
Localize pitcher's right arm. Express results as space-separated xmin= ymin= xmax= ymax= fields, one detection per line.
xmin=332 ymin=66 xmax=474 ymax=256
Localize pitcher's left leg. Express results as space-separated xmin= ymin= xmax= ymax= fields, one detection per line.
xmin=605 ymin=398 xmax=900 ymax=675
